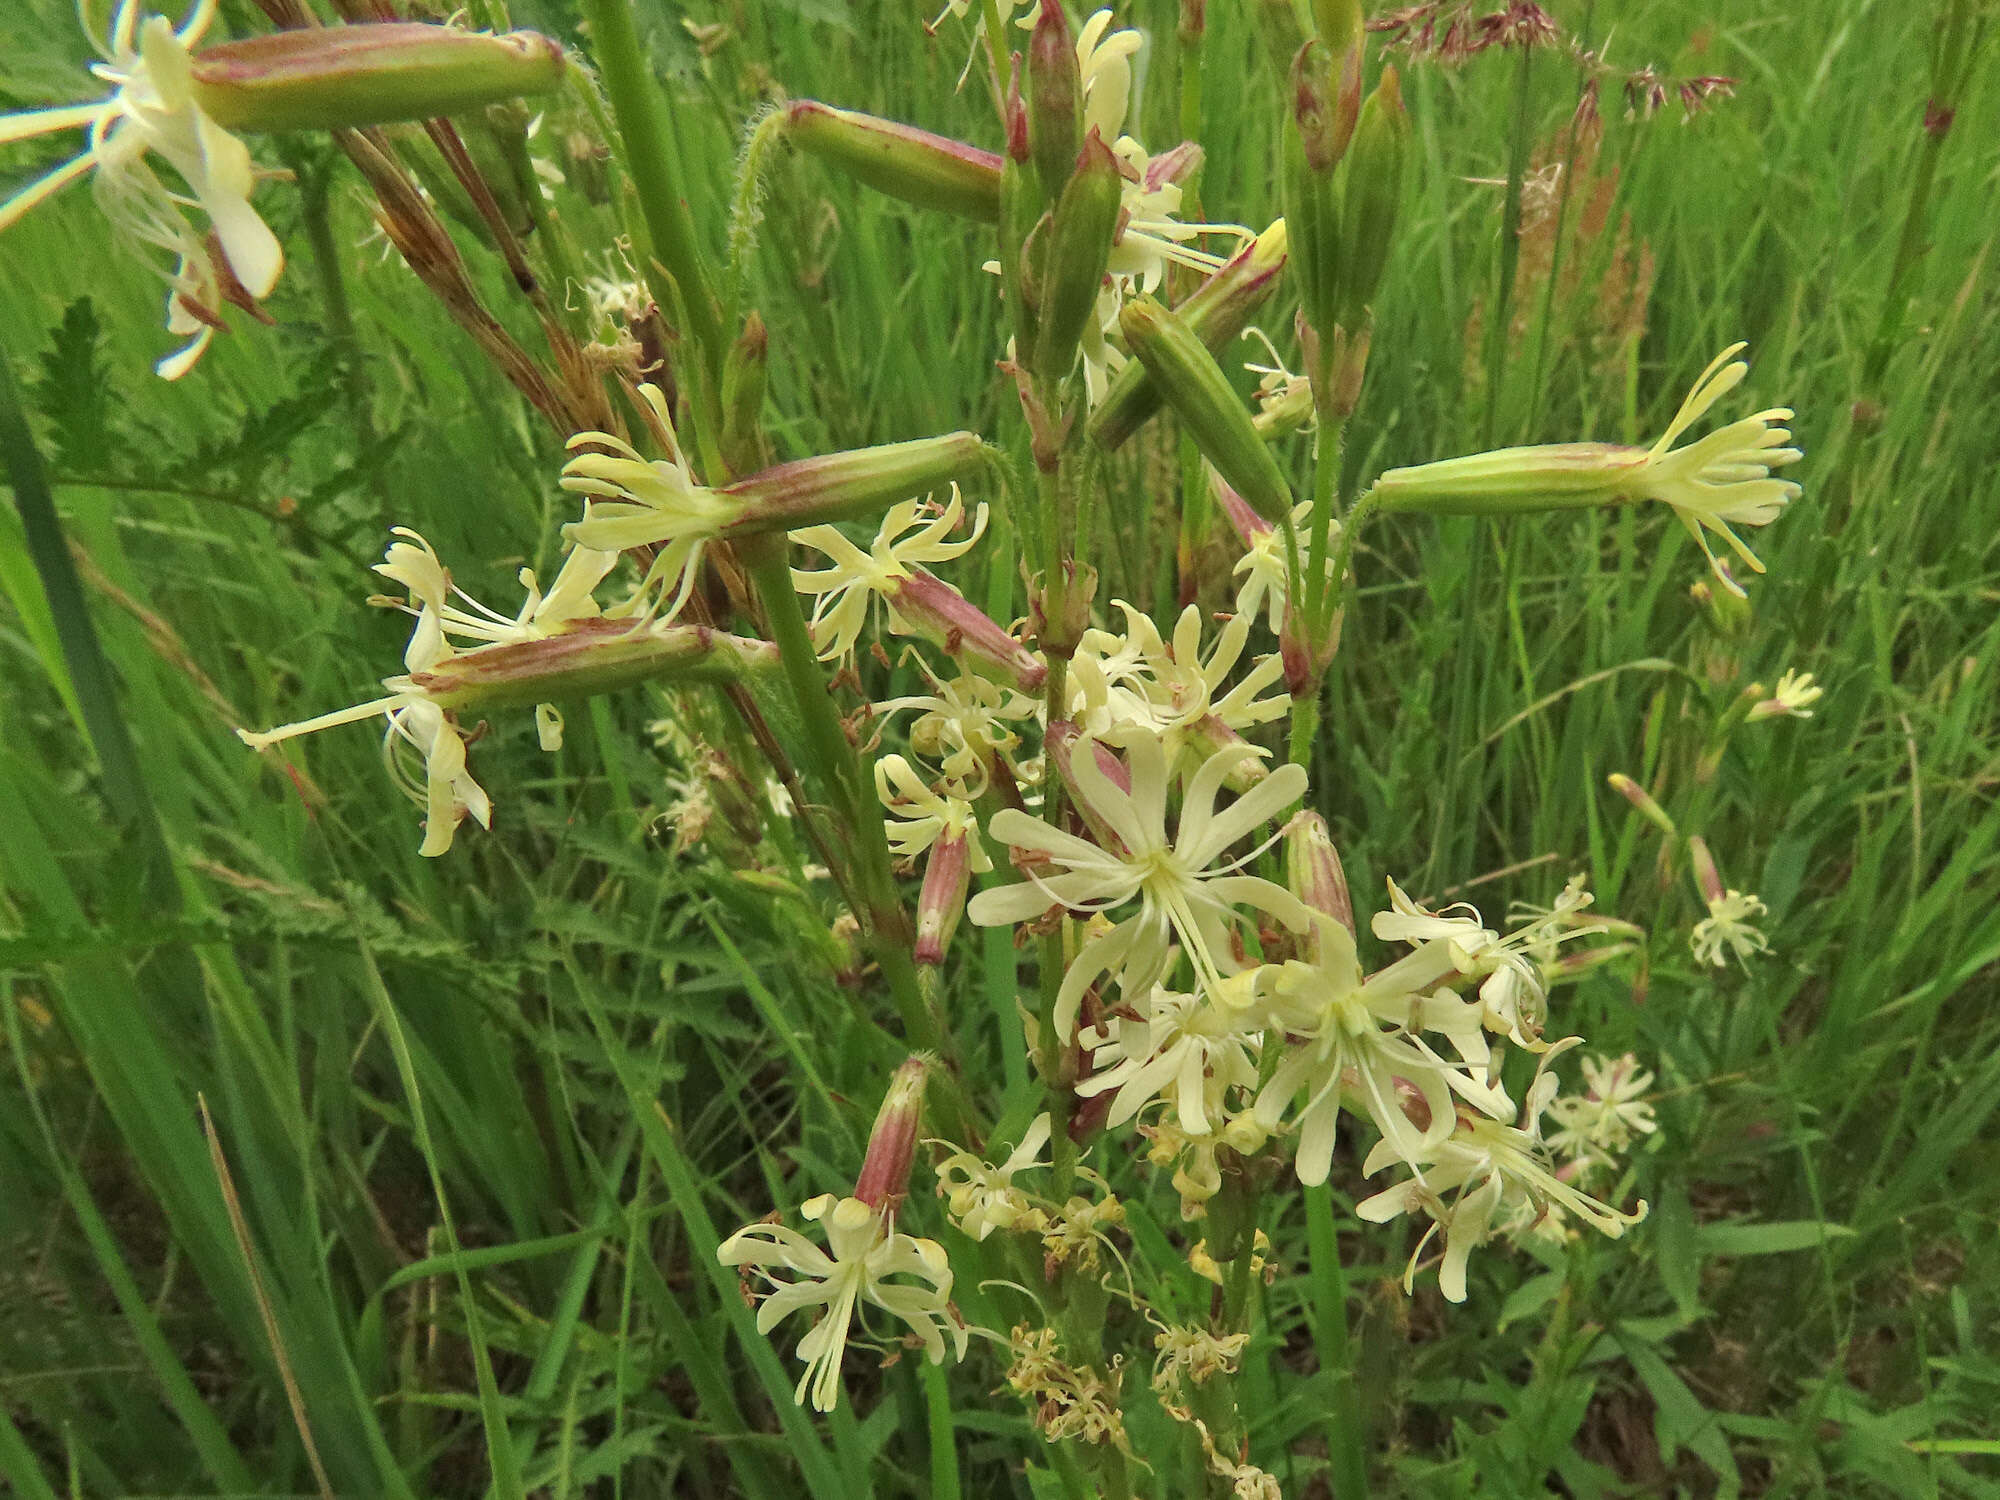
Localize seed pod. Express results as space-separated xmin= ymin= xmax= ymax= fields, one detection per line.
xmin=1120 ymin=296 xmax=1293 ymax=524
xmin=1336 ymin=64 xmax=1408 ymax=333
xmin=189 ymin=23 xmax=564 ymax=132
xmin=722 ymin=431 xmax=989 ymax=533
xmin=1034 ymin=131 xmax=1121 ymax=385
xmin=1089 ymin=219 xmax=1289 ymax=451
xmin=782 ymin=102 xmax=1003 ymax=222
xmin=1027 ymin=1 xmax=1083 ymax=202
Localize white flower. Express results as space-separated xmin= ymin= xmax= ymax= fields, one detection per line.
xmin=561 ymin=384 xmax=740 ymax=622
xmin=1067 ymin=603 xmax=1287 ymax=761
xmin=1749 ymin=668 xmax=1823 ymax=722
xmin=2 ymin=1 xmax=284 ymax=376
xmin=1358 ymin=1086 xmax=1647 ymax=1303
xmin=968 ymin=736 xmax=1312 ymax=1033
xmin=1544 ymin=1053 xmax=1657 ymax=1166
xmin=790 ymin=487 xmax=985 ymax=663
xmin=934 ymin=1115 xmax=1051 ymax=1241
xmin=1691 ymin=889 xmax=1769 ymax=968
xmin=875 ymin=668 xmax=1038 ymax=788
xmin=874 ymin=754 xmax=990 ymax=871
xmin=1230 ymin=498 xmax=1341 ymax=638
xmin=1077 ymin=986 xmax=1260 ymax=1137
xmin=718 ymin=1194 xmax=965 ymax=1412
xmin=1634 ymin=343 xmax=1803 ymax=593
xmin=1249 ymin=917 xmax=1513 ymax=1186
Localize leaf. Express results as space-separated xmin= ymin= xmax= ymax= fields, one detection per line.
xmin=1614 ymin=1328 xmax=1740 ymax=1494
xmin=1693 ymin=1219 xmax=1856 ymax=1256
xmin=1497 ymin=1270 xmax=1563 ymax=1330
xmin=31 ymin=297 xmax=121 ymax=474
xmin=1651 ymin=1180 xmax=1703 ymax=1317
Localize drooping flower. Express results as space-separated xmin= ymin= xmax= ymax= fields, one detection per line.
xmin=1543 ymin=1053 xmax=1657 ymax=1167
xmin=790 ymin=487 xmax=986 ymax=663
xmin=875 ymin=666 xmax=1039 ymax=788
xmin=1 ymin=0 xmax=284 ymax=376
xmin=934 ymin=1114 xmax=1051 ymax=1241
xmin=717 ymin=1193 xmax=965 ymax=1412
xmin=1358 ymin=1074 xmax=1648 ymax=1303
xmin=968 ymin=736 xmax=1313 ymax=1033
xmin=1686 ymin=835 xmax=1769 ymax=968
xmin=874 ymin=754 xmax=990 ymax=870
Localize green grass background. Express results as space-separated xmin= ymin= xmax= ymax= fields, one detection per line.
xmin=1 ymin=0 xmax=1997 ymax=1495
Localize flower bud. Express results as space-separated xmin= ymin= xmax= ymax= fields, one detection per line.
xmin=1285 ymin=811 xmax=1354 ymax=948
xmin=888 ymin=573 xmax=1047 ymax=692
xmin=188 ymin=23 xmax=564 ymax=133
xmin=782 ymin=102 xmax=1003 ymax=223
xmin=915 ymin=835 xmax=973 ymax=965
xmin=1291 ymin=42 xmax=1341 ymax=174
xmin=1606 ymin=773 xmax=1678 ymax=836
xmin=1180 ymin=718 xmax=1271 ymax=790
xmin=1090 ymin=219 xmax=1289 ymax=451
xmin=721 ymin=432 xmax=988 ymax=534
xmin=407 ymin=619 xmax=780 ymax=711
xmin=1034 ymin=132 xmax=1121 ymax=384
xmin=1027 ymin=1 xmax=1083 ymax=202
xmin=720 ymin=311 xmax=771 ymax=476
xmin=1337 ymin=64 xmax=1407 ymax=333
xmin=1120 ymin=296 xmax=1294 ymax=524
xmin=852 ymin=1056 xmax=933 ymax=1210
xmin=1281 ymin=78 xmax=1340 ymax=337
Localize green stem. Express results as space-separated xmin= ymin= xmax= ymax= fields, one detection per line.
xmin=738 ymin=539 xmax=938 ymax=1051
xmin=1861 ymin=0 xmax=1981 ymax=394
xmin=578 ymin=0 xmax=727 ymax=378
xmin=1306 ymin=1183 xmax=1368 ymax=1499
xmin=0 ymin=337 xmax=178 ymax=912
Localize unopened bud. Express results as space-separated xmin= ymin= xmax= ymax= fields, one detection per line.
xmin=1120 ymin=296 xmax=1294 ymax=524
xmin=1181 ymin=718 xmax=1272 ymax=790
xmin=1281 ymin=83 xmax=1340 ymax=335
xmin=1005 ymin=61 xmax=1031 ymax=164
xmin=1027 ymin=1 xmax=1083 ymax=201
xmin=1292 ymin=43 xmax=1340 ymax=174
xmin=1692 ymin=568 xmax=1753 ymax=637
xmin=852 ymin=1056 xmax=932 ymax=1209
xmin=408 ymin=619 xmax=780 ymax=711
xmin=722 ymin=432 xmax=988 ymax=534
xmin=189 ymin=23 xmax=564 ymax=133
xmin=1606 ymin=773 xmax=1678 ymax=837
xmin=1279 ymin=594 xmax=1342 ymax=696
xmin=915 ymin=835 xmax=973 ymax=965
xmin=1035 ymin=131 xmax=1122 ymax=384
xmin=783 ymin=102 xmax=1003 ymax=223
xmin=1337 ymin=65 xmax=1407 ymax=332
xmin=1286 ymin=811 xmax=1354 ymax=946
xmin=1091 ymin=219 xmax=1290 ymax=451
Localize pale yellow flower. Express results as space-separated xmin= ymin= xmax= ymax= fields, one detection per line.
xmin=718 ymin=1194 xmax=965 ymax=1413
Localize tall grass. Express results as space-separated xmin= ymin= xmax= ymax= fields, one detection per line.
xmin=1 ymin=0 xmax=1995 ymax=1494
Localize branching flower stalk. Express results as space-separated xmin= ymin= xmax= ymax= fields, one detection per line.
xmin=0 ymin=0 xmax=1818 ymax=1491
